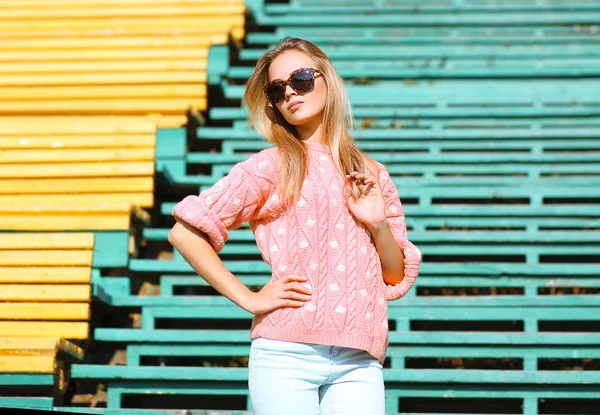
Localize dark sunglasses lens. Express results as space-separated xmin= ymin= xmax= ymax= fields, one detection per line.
xmin=291 ymin=71 xmax=314 ymax=92
xmin=266 ymin=83 xmax=285 ymax=103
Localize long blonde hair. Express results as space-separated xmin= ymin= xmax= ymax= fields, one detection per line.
xmin=243 ymin=37 xmax=378 ymax=202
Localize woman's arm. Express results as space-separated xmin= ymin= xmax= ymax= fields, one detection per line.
xmin=168 ymin=219 xmax=254 ymax=311
xmin=345 ymin=166 xmax=421 ymax=300
xmin=367 ymin=219 xmax=405 ymax=286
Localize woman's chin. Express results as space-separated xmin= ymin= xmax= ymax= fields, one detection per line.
xmin=285 ymin=111 xmax=321 ymax=127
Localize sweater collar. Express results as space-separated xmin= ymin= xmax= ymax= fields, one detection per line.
xmin=303 ymin=140 xmax=331 ymax=154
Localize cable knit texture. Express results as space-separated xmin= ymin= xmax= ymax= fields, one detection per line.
xmin=172 ymin=140 xmax=421 ymax=364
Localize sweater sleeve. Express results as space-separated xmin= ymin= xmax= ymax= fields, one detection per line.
xmin=171 ymin=152 xmax=275 ymax=253
xmin=378 ymin=166 xmax=422 ymax=301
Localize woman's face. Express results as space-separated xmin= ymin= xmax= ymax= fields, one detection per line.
xmin=267 ymin=50 xmax=327 ymax=127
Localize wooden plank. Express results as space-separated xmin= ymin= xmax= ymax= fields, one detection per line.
xmin=0 ymin=337 xmax=60 ymax=350
xmin=0 ymin=148 xmax=154 ymax=164
xmin=0 ymin=5 xmax=244 ymax=19
xmin=0 ymin=322 xmax=89 ymax=339
xmin=0 ymin=116 xmax=156 ymax=133
xmin=0 ymin=84 xmax=206 ymax=100
xmin=2 ymin=0 xmax=243 ymax=5
xmin=0 ymin=49 xmax=209 ymax=62
xmin=0 ymin=338 xmax=84 ymax=360
xmin=1 ymin=71 xmax=207 ymax=87
xmin=0 ymin=97 xmax=208 ymax=113
xmin=0 ymin=284 xmax=91 ymax=302
xmin=0 ymin=177 xmax=153 ymax=193
xmin=0 ymin=162 xmax=155 ymax=178
xmin=0 ymin=200 xmax=132 ymax=213
xmin=0 ymin=356 xmax=55 ymax=373
xmin=0 ymin=303 xmax=90 ymax=320
xmin=0 ymin=57 xmax=204 ymax=74
xmin=0 ymin=0 xmax=244 ymax=9
xmin=0 ymin=28 xmax=241 ymax=41
xmin=0 ymin=135 xmax=156 ymax=149
xmin=0 ymin=251 xmax=93 ymax=267
xmin=0 ymin=17 xmax=242 ymax=32
xmin=0 ymin=267 xmax=91 ymax=283
xmin=0 ymin=215 xmax=132 ymax=230
xmin=0 ymin=233 xmax=93 ymax=249
xmin=0 ymin=194 xmax=144 ymax=207
xmin=0 ymin=35 xmax=226 ymax=50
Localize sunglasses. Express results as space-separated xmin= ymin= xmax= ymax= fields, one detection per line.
xmin=264 ymin=67 xmax=321 ymax=104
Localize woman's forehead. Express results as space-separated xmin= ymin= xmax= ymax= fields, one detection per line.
xmin=268 ymin=51 xmax=315 ymax=81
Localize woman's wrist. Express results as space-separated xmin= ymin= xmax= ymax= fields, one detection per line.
xmin=366 ymin=218 xmax=389 ymax=235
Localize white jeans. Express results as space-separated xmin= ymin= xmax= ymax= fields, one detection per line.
xmin=248 ymin=337 xmax=385 ymax=415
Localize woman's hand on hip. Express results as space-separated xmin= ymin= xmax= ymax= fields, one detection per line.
xmin=242 ymin=274 xmax=312 ymax=315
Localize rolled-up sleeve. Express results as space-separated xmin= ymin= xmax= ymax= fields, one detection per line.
xmin=172 ymin=156 xmax=269 ymax=253
xmin=378 ymin=167 xmax=422 ymax=301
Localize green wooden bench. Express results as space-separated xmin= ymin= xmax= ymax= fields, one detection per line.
xmin=70 ymin=361 xmax=600 ymax=413
xmin=55 ymin=410 xmax=253 ymax=415
xmin=270 ymin=1 xmax=600 ymax=15
xmin=221 ymin=78 xmax=600 ymax=101
xmin=138 ymin=224 xmax=600 ymax=260
xmin=227 ymin=60 xmax=600 ymax=79
xmin=237 ymin=43 xmax=600 ymax=62
xmin=0 ymin=338 xmax=84 ymax=410
xmin=246 ymin=25 xmax=600 ymax=46
xmin=247 ymin=0 xmax=600 ymax=27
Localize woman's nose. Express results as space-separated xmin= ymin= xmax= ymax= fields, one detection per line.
xmin=284 ymin=84 xmax=296 ymax=99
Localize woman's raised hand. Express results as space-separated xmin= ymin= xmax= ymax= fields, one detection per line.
xmin=242 ymin=274 xmax=312 ymax=315
xmin=345 ymin=171 xmax=387 ymax=228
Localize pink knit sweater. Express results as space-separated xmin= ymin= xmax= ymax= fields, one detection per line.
xmin=172 ymin=140 xmax=421 ymax=364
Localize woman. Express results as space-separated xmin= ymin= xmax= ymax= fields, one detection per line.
xmin=168 ymin=37 xmax=421 ymax=415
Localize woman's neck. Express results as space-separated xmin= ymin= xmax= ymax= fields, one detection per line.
xmin=296 ymin=115 xmax=325 ymax=144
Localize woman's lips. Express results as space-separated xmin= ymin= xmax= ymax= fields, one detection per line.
xmin=288 ymin=101 xmax=303 ymax=111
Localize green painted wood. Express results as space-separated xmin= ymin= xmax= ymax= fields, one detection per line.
xmin=137 ymin=302 xmax=600 ymax=322
xmin=239 ymin=44 xmax=600 ymax=61
xmin=94 ymin=329 xmax=600 ymax=346
xmin=124 ymin=342 xmax=600 ymax=364
xmin=155 ymin=128 xmax=186 ymax=159
xmin=155 ymin=214 xmax=600 ymax=234
xmin=227 ymin=61 xmax=600 ymax=79
xmin=127 ymin=239 xmax=599 ymax=262
xmin=196 ymin=126 xmax=600 ymax=141
xmin=246 ymin=32 xmax=600 ymax=46
xmin=148 ymin=229 xmax=600 ymax=244
xmin=96 ymin=293 xmax=600 ymax=308
xmin=252 ymin=11 xmax=599 ymax=26
xmin=207 ymin=45 xmax=230 ymax=86
xmin=265 ymin=24 xmax=596 ymax=37
xmin=162 ymin=182 xmax=598 ymax=200
xmin=161 ymin=203 xmax=600 ymax=219
xmin=0 ymin=374 xmax=54 ymax=386
xmin=70 ymin=364 xmax=600 ymax=384
xmin=210 ymin=106 xmax=600 ymax=119
xmin=54 ymin=410 xmax=254 ymax=415
xmin=54 ymin=409 xmax=253 ymax=415
xmin=0 ymin=397 xmax=53 ymax=409
xmin=129 ymin=260 xmax=600 ymax=276
xmin=277 ymin=2 xmax=600 ymax=14
xmin=93 ymin=232 xmax=129 ymax=268
xmin=221 ymin=79 xmax=600 ymax=103
xmin=152 ymin=274 xmax=600 ymax=299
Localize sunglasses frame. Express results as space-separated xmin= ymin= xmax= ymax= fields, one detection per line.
xmin=263 ymin=67 xmax=321 ymax=103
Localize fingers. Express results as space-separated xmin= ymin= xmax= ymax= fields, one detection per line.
xmin=345 ymin=171 xmax=377 ymax=186
xmin=279 ymin=276 xmax=312 ymax=306
xmin=283 ymin=274 xmax=307 ymax=283
xmin=284 ymin=282 xmax=312 ymax=295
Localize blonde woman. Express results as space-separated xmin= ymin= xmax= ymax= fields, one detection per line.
xmin=168 ymin=37 xmax=421 ymax=415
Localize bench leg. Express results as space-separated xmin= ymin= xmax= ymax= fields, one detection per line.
xmin=523 ymin=396 xmax=539 ymax=414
